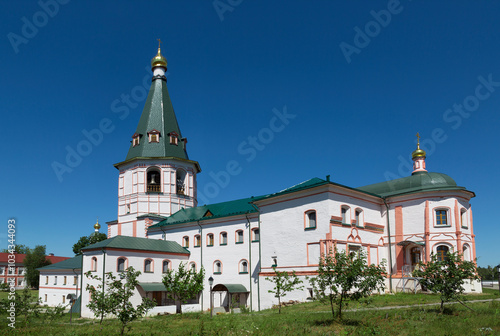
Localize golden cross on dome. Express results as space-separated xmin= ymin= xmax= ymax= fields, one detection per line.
xmin=157 ymin=38 xmax=162 ymax=49
xmin=416 ymin=132 xmax=420 ymax=144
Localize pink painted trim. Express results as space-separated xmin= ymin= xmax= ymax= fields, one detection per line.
xmin=304 ymin=209 xmax=317 ymax=230
xmin=144 ymin=258 xmax=154 ymax=273
xmin=395 ymin=206 xmax=403 ymax=274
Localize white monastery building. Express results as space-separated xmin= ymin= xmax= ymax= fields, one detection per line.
xmin=39 ymin=46 xmax=481 ymax=317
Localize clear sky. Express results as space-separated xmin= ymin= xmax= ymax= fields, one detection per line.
xmin=1 ymin=1 xmax=499 ymax=267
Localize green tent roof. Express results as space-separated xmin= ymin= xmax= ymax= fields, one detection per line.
xmin=358 ymin=171 xmax=472 ymax=197
xmin=81 ymin=235 xmax=189 ymax=254
xmin=138 ymin=282 xmax=166 ymax=292
xmin=37 ymin=255 xmax=82 ymax=271
xmin=121 ymin=73 xmax=191 ymax=161
xmin=149 ymin=197 xmax=259 ymax=229
xmin=212 ymin=283 xmax=248 ymax=293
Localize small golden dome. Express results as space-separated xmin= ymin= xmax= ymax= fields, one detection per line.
xmin=412 ymin=133 xmax=426 ymax=159
xmin=151 ymin=47 xmax=167 ymax=69
xmin=94 ymin=220 xmax=101 ymax=230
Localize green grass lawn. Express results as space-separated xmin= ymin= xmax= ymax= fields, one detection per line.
xmin=0 ymin=289 xmax=38 ymax=301
xmin=1 ymin=289 xmax=498 ymax=335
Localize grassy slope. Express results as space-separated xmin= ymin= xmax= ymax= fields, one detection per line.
xmin=1 ymin=289 xmax=499 ymax=335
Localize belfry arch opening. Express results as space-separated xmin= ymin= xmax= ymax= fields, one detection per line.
xmin=147 ymin=167 xmax=161 ymax=193
xmin=176 ymin=169 xmax=187 ymax=195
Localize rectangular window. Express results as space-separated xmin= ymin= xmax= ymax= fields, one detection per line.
xmin=306 ymin=211 xmax=316 ymax=229
xmin=436 ymin=210 xmax=448 ymax=226
xmin=44 ymin=294 xmax=47 ymax=302
xmin=45 ymin=276 xmax=48 ymax=285
xmin=62 ymin=295 xmax=65 ymax=304
xmin=341 ymin=208 xmax=347 ymax=223
xmin=63 ymin=276 xmax=67 ymax=285
xmin=207 ymin=234 xmax=214 ymax=246
xmin=461 ymin=210 xmax=467 ymax=228
xmin=74 ymin=276 xmax=77 ymax=285
xmin=349 ymin=245 xmax=361 ymax=257
xmin=18 ymin=267 xmax=24 ymax=275
xmin=0 ymin=267 xmax=4 ymax=275
xmin=8 ymin=267 xmax=14 ymax=275
xmin=195 ymin=235 xmax=201 ymax=247
xmin=17 ymin=278 xmax=23 ymax=286
xmin=54 ymin=276 xmax=57 ymax=285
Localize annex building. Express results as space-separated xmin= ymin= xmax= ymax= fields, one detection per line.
xmin=38 ymin=46 xmax=481 ymax=317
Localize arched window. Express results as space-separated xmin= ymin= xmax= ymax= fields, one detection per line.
xmin=462 ymin=244 xmax=471 ymax=261
xmin=183 ymin=236 xmax=189 ymax=248
xmin=236 ymin=230 xmax=244 ymax=244
xmin=207 ymin=233 xmax=214 ymax=246
xmin=176 ymin=169 xmax=186 ymax=195
xmin=436 ymin=245 xmax=449 ymax=261
xmin=162 ymin=260 xmax=170 ymax=273
xmin=194 ymin=235 xmax=201 ymax=247
xmin=252 ymin=228 xmax=260 ymax=242
xmin=220 ymin=232 xmax=228 ymax=245
xmin=146 ymin=168 xmax=161 ymax=193
xmin=144 ymin=259 xmax=153 ymax=273
xmin=117 ymin=257 xmax=127 ymax=272
xmin=91 ymin=257 xmax=97 ymax=272
xmin=214 ymin=260 xmax=222 ymax=274
xmin=189 ymin=262 xmax=196 ymax=272
xmin=305 ymin=210 xmax=316 ymax=229
xmin=355 ymin=209 xmax=363 ymax=227
xmin=461 ymin=209 xmax=468 ymax=228
xmin=341 ymin=206 xmax=350 ymax=224
xmin=239 ymin=260 xmax=248 ymax=274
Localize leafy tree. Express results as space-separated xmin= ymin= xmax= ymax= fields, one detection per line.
xmin=310 ymin=248 xmax=386 ymax=320
xmin=477 ymin=265 xmax=497 ymax=281
xmin=265 ymin=267 xmax=304 ymax=313
xmin=86 ymin=267 xmax=155 ymax=335
xmin=73 ymin=233 xmax=107 ymax=255
xmin=24 ymin=245 xmax=51 ymax=289
xmin=413 ymin=251 xmax=479 ymax=313
xmin=0 ymin=244 xmax=30 ymax=254
xmin=0 ymin=288 xmax=41 ymax=327
xmin=162 ymin=262 xmax=204 ymax=314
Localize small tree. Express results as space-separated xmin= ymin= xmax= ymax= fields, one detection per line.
xmin=265 ymin=268 xmax=304 ymax=313
xmin=86 ymin=267 xmax=155 ymax=335
xmin=73 ymin=233 xmax=107 ymax=255
xmin=24 ymin=245 xmax=51 ymax=289
xmin=310 ymin=248 xmax=386 ymax=320
xmin=413 ymin=251 xmax=479 ymax=313
xmin=162 ymin=262 xmax=204 ymax=314
xmin=85 ymin=271 xmax=113 ymax=324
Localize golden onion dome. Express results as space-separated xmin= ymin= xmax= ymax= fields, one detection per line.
xmin=412 ymin=133 xmax=426 ymax=159
xmin=151 ymin=47 xmax=167 ymax=69
xmin=94 ymin=220 xmax=101 ymax=230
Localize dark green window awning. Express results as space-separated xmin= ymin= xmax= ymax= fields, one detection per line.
xmin=212 ymin=284 xmax=248 ymax=293
xmin=138 ymin=282 xmax=166 ymax=292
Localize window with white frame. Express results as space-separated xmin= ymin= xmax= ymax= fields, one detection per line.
xmin=207 ymin=233 xmax=214 ymax=246
xmin=214 ymin=260 xmax=222 ymax=274
xmin=8 ymin=267 xmax=14 ymax=275
xmin=236 ymin=230 xmax=244 ymax=244
xmin=461 ymin=209 xmax=468 ymax=228
xmin=220 ymin=232 xmax=227 ymax=245
xmin=252 ymin=228 xmax=260 ymax=242
xmin=305 ymin=210 xmax=316 ymax=229
xmin=91 ymin=257 xmax=97 ymax=272
xmin=435 ymin=209 xmax=448 ymax=226
xmin=117 ymin=258 xmax=126 ymax=272
xmin=341 ymin=206 xmax=350 ymax=224
xmin=240 ymin=260 xmax=248 ymax=274
xmin=18 ymin=267 xmax=25 ymax=275
xmin=144 ymin=259 xmax=153 ymax=273
xmin=163 ymin=260 xmax=170 ymax=273
xmin=355 ymin=209 xmax=363 ymax=227
xmin=0 ymin=267 xmax=4 ymax=275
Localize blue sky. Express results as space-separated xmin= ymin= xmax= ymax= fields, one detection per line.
xmin=1 ymin=1 xmax=499 ymax=267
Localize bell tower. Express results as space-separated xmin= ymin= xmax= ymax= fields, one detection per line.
xmin=108 ymin=42 xmax=201 ymax=238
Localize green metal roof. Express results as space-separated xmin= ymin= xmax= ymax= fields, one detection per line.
xmin=81 ymin=235 xmax=189 ymax=254
xmin=122 ymin=75 xmax=190 ymax=161
xmin=358 ymin=172 xmax=471 ymax=197
xmin=212 ymin=283 xmax=248 ymax=293
xmin=37 ymin=255 xmax=82 ymax=271
xmin=149 ymin=197 xmax=258 ymax=229
xmin=138 ymin=282 xmax=166 ymax=292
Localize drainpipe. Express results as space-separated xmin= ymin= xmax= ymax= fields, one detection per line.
xmin=250 ymin=200 xmax=261 ymax=311
xmin=101 ymin=248 xmax=106 ymax=322
xmin=79 ymin=254 xmax=84 ymax=316
xmin=160 ymin=226 xmax=167 ymax=240
xmin=383 ymin=198 xmax=393 ymax=293
xmin=196 ymin=220 xmax=204 ymax=310
xmin=71 ymin=266 xmax=79 ymax=317
xmin=245 ymin=213 xmax=253 ymax=312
